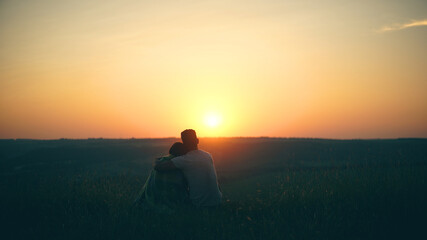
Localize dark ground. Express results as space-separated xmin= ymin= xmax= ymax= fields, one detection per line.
xmin=0 ymin=138 xmax=426 ymax=239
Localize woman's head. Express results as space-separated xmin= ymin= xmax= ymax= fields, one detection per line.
xmin=169 ymin=142 xmax=188 ymax=156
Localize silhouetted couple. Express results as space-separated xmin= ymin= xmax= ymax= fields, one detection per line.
xmin=135 ymin=129 xmax=222 ymax=212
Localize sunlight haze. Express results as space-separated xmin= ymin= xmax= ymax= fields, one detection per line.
xmin=1 ymin=0 xmax=426 ymax=138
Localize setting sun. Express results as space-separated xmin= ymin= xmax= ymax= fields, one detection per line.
xmin=204 ymin=113 xmax=222 ymax=128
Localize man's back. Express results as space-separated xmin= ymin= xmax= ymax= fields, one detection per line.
xmin=172 ymin=150 xmax=222 ymax=206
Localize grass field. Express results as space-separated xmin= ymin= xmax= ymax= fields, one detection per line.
xmin=1 ymin=138 xmax=426 ymax=239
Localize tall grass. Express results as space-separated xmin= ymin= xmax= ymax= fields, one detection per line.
xmin=1 ymin=164 xmax=426 ymax=239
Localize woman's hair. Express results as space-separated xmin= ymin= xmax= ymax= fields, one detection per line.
xmin=169 ymin=142 xmax=188 ymax=156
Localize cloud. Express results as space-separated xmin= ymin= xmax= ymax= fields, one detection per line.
xmin=378 ymin=19 xmax=427 ymax=33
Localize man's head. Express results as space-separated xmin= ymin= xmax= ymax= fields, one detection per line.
xmin=181 ymin=129 xmax=199 ymax=150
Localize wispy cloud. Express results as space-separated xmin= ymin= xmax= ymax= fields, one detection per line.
xmin=378 ymin=19 xmax=427 ymax=33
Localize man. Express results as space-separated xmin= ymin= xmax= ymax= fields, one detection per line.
xmin=155 ymin=129 xmax=222 ymax=207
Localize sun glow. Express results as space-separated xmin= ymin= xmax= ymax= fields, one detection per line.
xmin=204 ymin=113 xmax=222 ymax=128
xmin=1 ymin=1 xmax=427 ymax=139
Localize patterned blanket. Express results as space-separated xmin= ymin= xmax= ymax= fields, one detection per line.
xmin=134 ymin=155 xmax=189 ymax=213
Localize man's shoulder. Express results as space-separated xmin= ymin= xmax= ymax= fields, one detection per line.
xmin=192 ymin=149 xmax=212 ymax=158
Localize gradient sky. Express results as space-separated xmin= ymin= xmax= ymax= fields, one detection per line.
xmin=1 ymin=0 xmax=426 ymax=139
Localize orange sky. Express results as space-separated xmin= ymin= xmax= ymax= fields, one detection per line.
xmin=1 ymin=0 xmax=427 ymax=139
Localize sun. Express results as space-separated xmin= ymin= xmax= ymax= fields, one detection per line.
xmin=204 ymin=113 xmax=222 ymax=128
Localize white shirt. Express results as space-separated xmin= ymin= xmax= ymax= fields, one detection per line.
xmin=171 ymin=149 xmax=222 ymax=206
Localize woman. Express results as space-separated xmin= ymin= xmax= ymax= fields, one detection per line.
xmin=134 ymin=142 xmax=189 ymax=213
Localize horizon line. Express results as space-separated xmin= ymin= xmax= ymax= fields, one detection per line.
xmin=1 ymin=136 xmax=426 ymax=141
